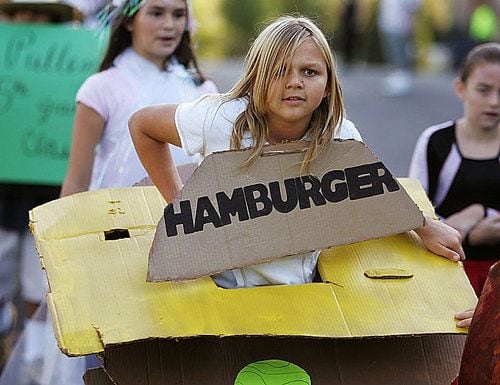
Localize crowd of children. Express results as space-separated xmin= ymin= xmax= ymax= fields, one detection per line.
xmin=129 ymin=15 xmax=466 ymax=288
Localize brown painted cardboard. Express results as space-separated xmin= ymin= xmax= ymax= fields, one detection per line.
xmin=83 ymin=368 xmax=114 ymax=385
xmin=100 ymin=335 xmax=466 ymax=385
xmin=148 ymin=140 xmax=424 ymax=282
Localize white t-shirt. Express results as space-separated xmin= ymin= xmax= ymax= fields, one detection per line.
xmin=175 ymin=94 xmax=363 ymax=288
xmin=76 ymin=48 xmax=217 ymax=189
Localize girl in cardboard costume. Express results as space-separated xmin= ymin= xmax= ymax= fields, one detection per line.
xmin=409 ymin=43 xmax=500 ymax=296
xmin=130 ymin=15 xmax=465 ymax=289
xmin=60 ymin=0 xmax=217 ymax=197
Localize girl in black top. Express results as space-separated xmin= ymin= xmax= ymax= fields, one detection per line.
xmin=410 ymin=43 xmax=500 ymax=295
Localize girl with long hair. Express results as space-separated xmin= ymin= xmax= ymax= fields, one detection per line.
xmin=129 ymin=15 xmax=464 ymax=288
xmin=61 ymin=0 xmax=217 ymax=196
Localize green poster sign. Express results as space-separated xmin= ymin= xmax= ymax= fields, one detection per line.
xmin=0 ymin=23 xmax=107 ymax=185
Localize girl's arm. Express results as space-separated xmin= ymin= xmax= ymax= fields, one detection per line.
xmin=467 ymin=215 xmax=500 ymax=246
xmin=443 ymin=204 xmax=485 ymax=239
xmin=60 ymin=103 xmax=105 ymax=197
xmin=128 ymin=104 xmax=183 ymax=202
xmin=414 ymin=216 xmax=465 ymax=261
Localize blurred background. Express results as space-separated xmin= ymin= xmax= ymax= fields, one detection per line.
xmin=193 ymin=0 xmax=486 ymax=69
xmin=190 ymin=0 xmax=498 ymax=176
xmin=0 ymin=0 xmax=497 ymax=175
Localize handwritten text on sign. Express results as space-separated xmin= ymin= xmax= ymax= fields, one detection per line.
xmin=0 ymin=23 xmax=106 ymax=185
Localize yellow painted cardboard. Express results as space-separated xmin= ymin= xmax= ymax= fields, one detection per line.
xmin=30 ymin=179 xmax=477 ymax=357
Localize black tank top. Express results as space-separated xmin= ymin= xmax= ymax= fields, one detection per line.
xmin=437 ymin=149 xmax=500 ymax=260
xmin=438 ymin=156 xmax=500 ymax=217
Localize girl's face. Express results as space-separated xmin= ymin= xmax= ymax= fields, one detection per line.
xmin=455 ymin=62 xmax=500 ymax=130
xmin=265 ymin=38 xmax=329 ymax=142
xmin=128 ymin=0 xmax=187 ymax=69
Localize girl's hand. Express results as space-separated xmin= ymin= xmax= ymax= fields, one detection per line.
xmin=414 ymin=217 xmax=465 ymax=261
xmin=454 ymin=307 xmax=475 ymax=328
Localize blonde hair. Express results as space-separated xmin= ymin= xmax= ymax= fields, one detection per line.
xmin=227 ymin=15 xmax=344 ymax=172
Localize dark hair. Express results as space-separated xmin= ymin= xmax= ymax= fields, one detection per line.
xmin=98 ymin=3 xmax=206 ymax=83
xmin=458 ymin=42 xmax=500 ymax=82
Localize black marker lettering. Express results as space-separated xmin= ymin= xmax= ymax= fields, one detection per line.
xmin=244 ymin=183 xmax=273 ymax=219
xmin=295 ymin=175 xmax=326 ymax=209
xmin=194 ymin=196 xmax=222 ymax=232
xmin=216 ymin=188 xmax=249 ymax=226
xmin=321 ymin=170 xmax=348 ymax=202
xmin=163 ymin=162 xmax=399 ymax=237
xmin=164 ymin=201 xmax=194 ymax=236
xmin=269 ymin=178 xmax=298 ymax=213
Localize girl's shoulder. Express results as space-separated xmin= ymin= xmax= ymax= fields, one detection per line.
xmin=79 ymin=67 xmax=131 ymax=92
xmin=422 ymin=120 xmax=455 ymax=134
xmin=76 ymin=67 xmax=136 ymax=110
xmin=80 ymin=67 xmax=128 ymax=92
xmin=183 ymin=94 xmax=247 ymax=116
xmin=175 ymin=95 xmax=247 ymax=140
xmin=419 ymin=120 xmax=456 ymax=143
xmin=336 ymin=118 xmax=363 ymax=141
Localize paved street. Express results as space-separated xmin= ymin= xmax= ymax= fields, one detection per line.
xmin=341 ymin=66 xmax=462 ymax=177
xmin=203 ymin=59 xmax=463 ymax=177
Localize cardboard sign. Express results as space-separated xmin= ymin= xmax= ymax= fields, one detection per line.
xmin=0 ymin=23 xmax=106 ymax=185
xmin=148 ymin=140 xmax=425 ymax=282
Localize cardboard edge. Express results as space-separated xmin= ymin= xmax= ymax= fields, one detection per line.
xmin=46 ymin=293 xmax=73 ymax=357
xmin=396 ymin=180 xmax=426 ymax=225
xmin=45 ymin=293 xmax=106 ymax=357
xmin=147 ymin=215 xmax=426 ymax=282
xmin=97 ymin=330 xmax=469 ymax=354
